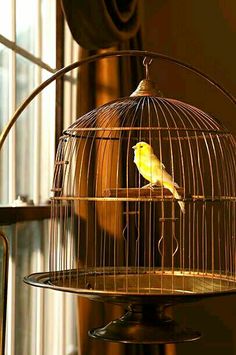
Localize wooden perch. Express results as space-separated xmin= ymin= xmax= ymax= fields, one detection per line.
xmin=103 ymin=187 xmax=184 ymax=198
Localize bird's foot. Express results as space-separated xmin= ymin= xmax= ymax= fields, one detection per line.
xmin=141 ymin=183 xmax=155 ymax=190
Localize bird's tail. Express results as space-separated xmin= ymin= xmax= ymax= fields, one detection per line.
xmin=177 ymin=200 xmax=185 ymax=214
xmin=164 ymin=182 xmax=185 ymax=214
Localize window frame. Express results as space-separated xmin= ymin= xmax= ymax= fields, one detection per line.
xmin=0 ymin=0 xmax=64 ymax=216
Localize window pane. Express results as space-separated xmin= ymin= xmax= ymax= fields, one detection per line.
xmin=15 ymin=54 xmax=36 ymax=201
xmin=41 ymin=70 xmax=55 ymax=203
xmin=0 ymin=46 xmax=10 ymax=129
xmin=16 ymin=0 xmax=38 ymax=55
xmin=15 ymin=57 xmax=56 ymax=204
xmin=2 ymin=221 xmax=78 ymax=355
xmin=41 ymin=0 xmax=56 ymax=67
xmin=0 ymin=45 xmax=10 ymax=204
xmin=0 ymin=0 xmax=12 ymax=39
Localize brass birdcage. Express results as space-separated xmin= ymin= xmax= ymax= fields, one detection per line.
xmin=24 ymin=51 xmax=236 ymax=344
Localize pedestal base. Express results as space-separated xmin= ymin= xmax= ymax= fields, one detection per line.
xmin=89 ymin=304 xmax=201 ymax=344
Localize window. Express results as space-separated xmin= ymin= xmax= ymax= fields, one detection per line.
xmin=0 ymin=0 xmax=56 ymax=205
xmin=0 ymin=1 xmax=79 ymax=354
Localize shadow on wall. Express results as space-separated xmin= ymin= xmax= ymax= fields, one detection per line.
xmin=174 ymin=295 xmax=236 ymax=355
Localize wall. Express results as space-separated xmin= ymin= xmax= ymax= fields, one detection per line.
xmin=142 ymin=1 xmax=236 ymax=354
xmin=142 ymin=0 xmax=236 ymax=134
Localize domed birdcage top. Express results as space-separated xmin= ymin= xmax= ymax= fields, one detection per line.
xmin=53 ymin=87 xmax=235 ymax=203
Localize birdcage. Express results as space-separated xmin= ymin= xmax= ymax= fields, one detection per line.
xmin=24 ymin=51 xmax=236 ymax=344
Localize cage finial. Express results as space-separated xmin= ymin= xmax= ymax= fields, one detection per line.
xmin=130 ymin=57 xmax=159 ymax=97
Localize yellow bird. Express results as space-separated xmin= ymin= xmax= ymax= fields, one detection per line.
xmin=132 ymin=142 xmax=185 ymax=213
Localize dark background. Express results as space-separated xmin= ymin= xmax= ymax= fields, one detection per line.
xmin=142 ymin=0 xmax=236 ymax=134
xmin=142 ymin=1 xmax=236 ymax=354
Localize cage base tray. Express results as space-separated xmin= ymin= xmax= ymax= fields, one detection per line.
xmin=89 ymin=304 xmax=201 ymax=344
xmin=24 ymin=269 xmax=236 ymax=344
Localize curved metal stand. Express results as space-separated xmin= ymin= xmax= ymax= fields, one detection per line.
xmin=89 ymin=304 xmax=201 ymax=344
xmin=1 ymin=50 xmax=235 ymax=150
xmin=3 ymin=49 xmax=235 ymax=347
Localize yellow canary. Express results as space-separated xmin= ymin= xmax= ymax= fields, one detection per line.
xmin=132 ymin=142 xmax=185 ymax=213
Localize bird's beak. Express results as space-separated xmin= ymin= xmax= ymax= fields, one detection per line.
xmin=132 ymin=144 xmax=136 ymax=150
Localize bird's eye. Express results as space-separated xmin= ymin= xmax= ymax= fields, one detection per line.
xmin=140 ymin=145 xmax=143 ymax=148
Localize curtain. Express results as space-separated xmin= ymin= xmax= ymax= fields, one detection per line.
xmin=61 ymin=0 xmax=141 ymax=50
xmin=75 ymin=47 xmax=177 ymax=355
xmin=75 ymin=46 xmax=125 ymax=355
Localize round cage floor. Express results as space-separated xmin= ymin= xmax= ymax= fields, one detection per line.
xmin=24 ymin=267 xmax=236 ymax=344
xmin=25 ymin=267 xmax=236 ymax=302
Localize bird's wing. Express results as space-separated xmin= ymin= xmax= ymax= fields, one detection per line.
xmin=135 ymin=153 xmax=161 ymax=183
xmin=161 ymin=173 xmax=181 ymax=193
